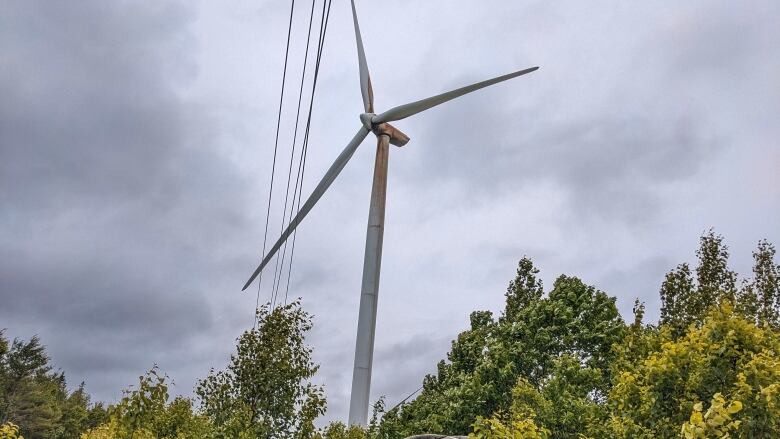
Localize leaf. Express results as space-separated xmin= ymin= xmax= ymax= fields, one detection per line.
xmin=726 ymin=400 xmax=743 ymax=414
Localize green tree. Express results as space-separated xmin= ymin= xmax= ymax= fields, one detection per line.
xmin=1 ymin=335 xmax=52 ymax=429
xmin=379 ymin=234 xmax=779 ymax=438
xmin=379 ymin=262 xmax=625 ymax=437
xmin=660 ymin=230 xmax=738 ymax=336
xmin=6 ymin=375 xmax=62 ymax=437
xmin=448 ymin=311 xmax=494 ymax=376
xmin=738 ymin=240 xmax=780 ymax=327
xmin=695 ymin=230 xmax=737 ymax=304
xmin=0 ymin=333 xmax=103 ymax=439
xmin=659 ymin=263 xmax=695 ymax=336
xmin=196 ymin=300 xmax=326 ymax=438
xmin=59 ymin=385 xmax=89 ymax=439
xmin=81 ymin=367 xmax=213 ymax=439
xmin=502 ymin=257 xmax=544 ymax=323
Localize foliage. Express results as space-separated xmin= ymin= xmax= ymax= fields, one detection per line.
xmin=659 ymin=262 xmax=696 ymax=337
xmin=378 ymin=258 xmax=625 ymax=437
xmin=4 ymin=300 xmax=328 ymax=438
xmin=80 ymin=367 xmax=213 ymax=439
xmin=4 ymin=231 xmax=779 ymax=438
xmin=680 ymin=393 xmax=743 ymax=438
xmin=460 ymin=300 xmax=779 ymax=439
xmin=737 ymin=239 xmax=780 ymax=328
xmin=696 ymin=230 xmax=738 ymax=303
xmin=314 ymin=422 xmax=367 ymax=439
xmin=374 ymin=233 xmax=780 ymax=438
xmin=0 ymin=423 xmax=23 ymax=439
xmin=196 ymin=300 xmax=326 ymax=439
xmin=502 ymin=257 xmax=544 ymax=323
xmin=471 ymin=415 xmax=549 ymax=439
xmin=82 ymin=301 xmax=331 ymax=438
xmin=602 ymin=302 xmax=780 ymax=437
xmin=0 ymin=332 xmax=106 ymax=438
xmin=660 ymin=230 xmax=738 ymax=336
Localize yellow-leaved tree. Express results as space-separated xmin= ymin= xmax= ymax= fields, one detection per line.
xmin=470 ymin=415 xmax=550 ymax=439
xmin=602 ymin=302 xmax=780 ymax=437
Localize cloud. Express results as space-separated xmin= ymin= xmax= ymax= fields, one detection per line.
xmin=1 ymin=0 xmax=778 ymax=427
xmin=0 ymin=0 xmax=252 ymax=401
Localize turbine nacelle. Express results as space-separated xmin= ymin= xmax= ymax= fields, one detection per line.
xmin=360 ymin=112 xmax=410 ymax=147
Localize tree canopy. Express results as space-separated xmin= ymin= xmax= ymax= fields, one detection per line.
xmin=370 ymin=231 xmax=780 ymax=438
xmin=0 ymin=333 xmax=106 ymax=439
xmin=3 ymin=231 xmax=779 ymax=438
xmin=196 ymin=300 xmax=326 ymax=438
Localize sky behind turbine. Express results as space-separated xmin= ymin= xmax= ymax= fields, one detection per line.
xmin=1 ymin=0 xmax=779 ymax=424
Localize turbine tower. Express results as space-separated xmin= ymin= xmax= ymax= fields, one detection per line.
xmin=242 ymin=0 xmax=538 ymax=426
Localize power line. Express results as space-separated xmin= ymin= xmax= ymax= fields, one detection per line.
xmin=388 ymin=385 xmax=424 ymax=414
xmin=283 ymin=0 xmax=333 ymax=304
xmin=254 ymin=0 xmax=296 ymax=327
xmin=269 ymin=0 xmax=320 ymax=307
xmin=252 ymin=0 xmax=334 ymax=313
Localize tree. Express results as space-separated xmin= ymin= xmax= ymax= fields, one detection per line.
xmin=0 ymin=332 xmax=104 ymax=439
xmin=5 ymin=374 xmax=62 ymax=437
xmin=502 ymin=257 xmax=544 ymax=323
xmin=695 ymin=230 xmax=737 ymax=304
xmin=196 ymin=300 xmax=326 ymax=438
xmin=1 ymin=334 xmax=56 ymax=436
xmin=5 ymin=232 xmax=778 ymax=438
xmin=448 ymin=311 xmax=495 ymax=376
xmin=473 ymin=301 xmax=779 ymax=439
xmin=738 ymin=240 xmax=780 ymax=327
xmin=378 ymin=233 xmax=779 ymax=438
xmin=379 ymin=262 xmax=625 ymax=437
xmin=660 ymin=230 xmax=737 ymax=336
xmin=603 ymin=302 xmax=780 ymax=437
xmin=81 ymin=367 xmax=213 ymax=439
xmin=659 ymin=263 xmax=695 ymax=336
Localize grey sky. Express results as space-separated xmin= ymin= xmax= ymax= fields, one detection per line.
xmin=1 ymin=0 xmax=778 ymax=425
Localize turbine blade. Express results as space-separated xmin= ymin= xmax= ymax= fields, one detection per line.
xmin=242 ymin=126 xmax=371 ymax=291
xmin=373 ymin=66 xmax=539 ymax=124
xmin=351 ymin=0 xmax=374 ymax=113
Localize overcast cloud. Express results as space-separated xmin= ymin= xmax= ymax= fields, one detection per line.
xmin=1 ymin=0 xmax=778 ymax=425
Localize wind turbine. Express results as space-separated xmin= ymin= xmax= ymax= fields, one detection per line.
xmin=242 ymin=0 xmax=538 ymax=426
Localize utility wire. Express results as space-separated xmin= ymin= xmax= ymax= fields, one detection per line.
xmin=254 ymin=0 xmax=296 ymax=327
xmin=388 ymin=385 xmax=424 ymax=413
xmin=275 ymin=0 xmax=320 ymax=304
xmin=283 ymin=0 xmax=333 ymax=304
xmin=269 ymin=0 xmax=320 ymax=307
xmin=273 ymin=0 xmax=333 ymax=306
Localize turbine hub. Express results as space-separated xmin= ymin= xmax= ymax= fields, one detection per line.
xmin=359 ymin=113 xmax=375 ymax=131
xmin=359 ymin=113 xmax=410 ymax=147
